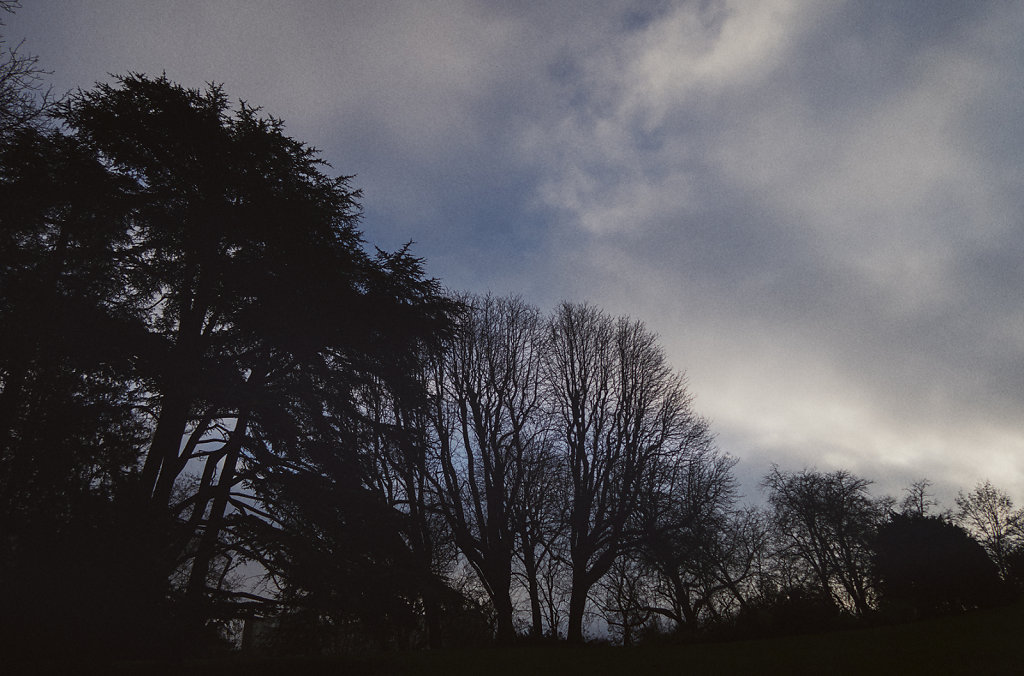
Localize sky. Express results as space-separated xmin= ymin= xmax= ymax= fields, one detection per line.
xmin=7 ymin=0 xmax=1023 ymax=507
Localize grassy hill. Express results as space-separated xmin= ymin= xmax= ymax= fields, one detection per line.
xmin=27 ymin=602 xmax=1024 ymax=675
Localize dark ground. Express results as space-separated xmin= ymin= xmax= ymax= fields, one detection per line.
xmin=16 ymin=602 xmax=1024 ymax=675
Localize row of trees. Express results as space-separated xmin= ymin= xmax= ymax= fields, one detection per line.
xmin=0 ymin=38 xmax=735 ymax=651
xmin=589 ymin=468 xmax=1024 ymax=645
xmin=2 ymin=10 xmax=1022 ymax=654
xmin=412 ymin=295 xmax=729 ymax=644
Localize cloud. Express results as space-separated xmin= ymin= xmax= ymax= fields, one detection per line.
xmin=8 ymin=1 xmax=1023 ymax=503
xmin=509 ymin=1 xmax=1024 ymax=500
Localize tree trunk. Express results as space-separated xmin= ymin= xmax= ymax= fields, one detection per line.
xmin=185 ymin=405 xmax=251 ymax=601
xmin=167 ymin=443 xmax=223 ymax=565
xmin=494 ymin=590 xmax=516 ymax=644
xmin=485 ymin=553 xmax=516 ymax=644
xmin=567 ymin=577 xmax=589 ymax=643
xmin=142 ymin=389 xmax=191 ymax=506
xmin=421 ymin=583 xmax=443 ymax=649
xmin=520 ymin=531 xmax=544 ymax=638
xmin=144 ymin=262 xmax=212 ymax=507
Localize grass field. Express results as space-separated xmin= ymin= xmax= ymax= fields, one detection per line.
xmin=25 ymin=602 xmax=1024 ymax=675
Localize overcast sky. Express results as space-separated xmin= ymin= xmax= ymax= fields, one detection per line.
xmin=8 ymin=0 xmax=1023 ymax=506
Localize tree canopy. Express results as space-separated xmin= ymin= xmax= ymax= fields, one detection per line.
xmin=0 ymin=72 xmax=458 ymax=655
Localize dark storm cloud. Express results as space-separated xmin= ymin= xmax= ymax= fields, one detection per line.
xmin=7 ymin=1 xmax=1023 ymax=503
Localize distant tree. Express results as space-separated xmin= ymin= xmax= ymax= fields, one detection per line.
xmin=735 ymin=583 xmax=843 ymax=637
xmin=701 ymin=505 xmax=774 ymax=618
xmin=632 ymin=426 xmax=740 ymax=632
xmin=596 ymin=553 xmax=655 ymax=646
xmin=511 ymin=430 xmax=563 ymax=638
xmin=899 ymin=479 xmax=940 ymax=518
xmin=954 ymin=480 xmax=1024 ymax=579
xmin=0 ymin=1 xmax=57 ymax=138
xmin=762 ymin=467 xmax=886 ymax=615
xmin=1005 ymin=546 xmax=1024 ymax=590
xmin=545 ymin=303 xmax=703 ymax=642
xmin=872 ymin=514 xmax=1004 ymax=617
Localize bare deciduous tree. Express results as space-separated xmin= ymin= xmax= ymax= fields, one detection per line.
xmin=512 ymin=431 xmax=563 ymax=637
xmin=762 ymin=466 xmax=885 ymax=615
xmin=955 ymin=480 xmax=1024 ymax=579
xmin=546 ymin=303 xmax=702 ymax=642
xmin=900 ymin=478 xmax=940 ymax=518
xmin=432 ymin=294 xmax=548 ymax=642
xmin=0 ymin=1 xmax=56 ymax=138
xmin=632 ymin=421 xmax=739 ymax=631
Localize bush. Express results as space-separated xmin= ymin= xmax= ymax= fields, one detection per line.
xmin=872 ymin=514 xmax=1009 ymax=619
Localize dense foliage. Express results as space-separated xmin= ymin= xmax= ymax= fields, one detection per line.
xmin=0 ymin=71 xmax=457 ymax=656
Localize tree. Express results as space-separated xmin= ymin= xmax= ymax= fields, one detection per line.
xmin=359 ymin=363 xmax=462 ymax=648
xmin=0 ymin=85 xmax=168 ymax=659
xmin=954 ymin=480 xmax=1024 ymax=579
xmin=0 ymin=126 xmax=145 ymax=522
xmin=3 ymin=72 xmax=457 ymax=650
xmin=632 ymin=422 xmax=741 ymax=632
xmin=872 ymin=514 xmax=1004 ymax=618
xmin=431 ymin=294 xmax=548 ymax=642
xmin=58 ymin=73 xmax=369 ymax=514
xmin=762 ymin=467 xmax=886 ymax=616
xmin=0 ymin=1 xmax=57 ymax=138
xmin=0 ymin=2 xmax=140 ymax=519
xmin=899 ymin=478 xmax=941 ymax=518
xmin=511 ymin=429 xmax=563 ymax=638
xmin=63 ymin=72 xmax=451 ymax=584
xmin=596 ymin=553 xmax=656 ymax=646
xmin=545 ymin=303 xmax=702 ymax=642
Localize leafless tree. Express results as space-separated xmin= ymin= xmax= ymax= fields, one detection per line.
xmin=545 ymin=303 xmax=702 ymax=642
xmin=762 ymin=466 xmax=886 ymax=615
xmin=900 ymin=478 xmax=940 ymax=518
xmin=631 ymin=421 xmax=739 ymax=631
xmin=596 ymin=553 xmax=655 ymax=645
xmin=704 ymin=505 xmax=774 ymax=617
xmin=954 ymin=480 xmax=1024 ymax=579
xmin=0 ymin=1 xmax=57 ymax=138
xmin=431 ymin=294 xmax=548 ymax=642
xmin=511 ymin=430 xmax=564 ymax=637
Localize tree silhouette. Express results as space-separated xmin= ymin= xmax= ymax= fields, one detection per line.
xmin=873 ymin=513 xmax=1004 ymax=617
xmin=546 ymin=303 xmax=703 ymax=642
xmin=763 ymin=467 xmax=885 ymax=616
xmin=0 ymin=84 xmax=165 ymax=658
xmin=0 ymin=1 xmax=57 ymax=138
xmin=954 ymin=480 xmax=1024 ymax=579
xmin=431 ymin=294 xmax=548 ymax=643
xmin=631 ymin=424 xmax=739 ymax=632
xmin=3 ymin=72 xmax=458 ymax=653
xmin=899 ymin=479 xmax=940 ymax=518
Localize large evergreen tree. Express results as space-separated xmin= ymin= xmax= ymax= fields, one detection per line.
xmin=1 ymin=73 xmax=457 ymax=654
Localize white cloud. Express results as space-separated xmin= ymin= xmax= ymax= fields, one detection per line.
xmin=11 ymin=0 xmax=1024 ymax=502
xmin=520 ymin=1 xmax=827 ymax=236
xmin=625 ymin=0 xmax=818 ymax=120
xmin=513 ymin=1 xmax=1024 ymax=499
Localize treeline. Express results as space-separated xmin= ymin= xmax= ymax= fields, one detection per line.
xmin=2 ymin=23 xmax=1024 ymax=658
